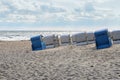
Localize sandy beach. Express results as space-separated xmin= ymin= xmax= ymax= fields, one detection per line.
xmin=0 ymin=41 xmax=120 ymax=80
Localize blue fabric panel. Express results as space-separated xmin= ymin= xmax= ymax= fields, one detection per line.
xmin=95 ymin=29 xmax=108 ymax=37
xmin=96 ymin=35 xmax=109 ymax=45
xmin=31 ymin=35 xmax=42 ymax=42
xmin=32 ymin=45 xmax=42 ymax=51
xmin=31 ymin=41 xmax=42 ymax=50
xmin=94 ymin=29 xmax=112 ymax=49
xmin=32 ymin=40 xmax=41 ymax=45
xmin=30 ymin=35 xmax=46 ymax=51
xmin=97 ymin=44 xmax=111 ymax=49
xmin=31 ymin=42 xmax=46 ymax=51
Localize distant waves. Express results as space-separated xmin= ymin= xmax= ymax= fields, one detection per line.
xmin=0 ymin=31 xmax=83 ymax=41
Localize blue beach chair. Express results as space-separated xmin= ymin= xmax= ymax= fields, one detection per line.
xmin=30 ymin=35 xmax=46 ymax=51
xmin=94 ymin=29 xmax=112 ymax=49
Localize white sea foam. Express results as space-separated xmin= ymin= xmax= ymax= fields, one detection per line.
xmin=0 ymin=31 xmax=83 ymax=41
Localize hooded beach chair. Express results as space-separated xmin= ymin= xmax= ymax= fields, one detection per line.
xmin=87 ymin=32 xmax=95 ymax=44
xmin=111 ymin=30 xmax=120 ymax=44
xmin=72 ymin=32 xmax=88 ymax=46
xmin=43 ymin=34 xmax=58 ymax=48
xmin=59 ymin=34 xmax=72 ymax=46
xmin=94 ymin=29 xmax=112 ymax=49
xmin=30 ymin=35 xmax=46 ymax=51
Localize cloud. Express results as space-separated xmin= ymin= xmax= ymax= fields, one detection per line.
xmin=40 ymin=5 xmax=66 ymax=13
xmin=0 ymin=0 xmax=120 ymax=29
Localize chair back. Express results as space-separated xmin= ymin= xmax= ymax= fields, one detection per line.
xmin=94 ymin=29 xmax=112 ymax=49
xmin=111 ymin=30 xmax=120 ymax=41
xmin=30 ymin=35 xmax=46 ymax=51
xmin=43 ymin=34 xmax=59 ymax=48
xmin=59 ymin=34 xmax=71 ymax=46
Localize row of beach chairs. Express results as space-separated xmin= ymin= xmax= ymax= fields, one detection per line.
xmin=31 ymin=30 xmax=120 ymax=51
xmin=42 ymin=32 xmax=94 ymax=49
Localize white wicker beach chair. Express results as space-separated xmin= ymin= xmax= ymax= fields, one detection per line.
xmin=111 ymin=30 xmax=120 ymax=40
xmin=43 ymin=34 xmax=58 ymax=48
xmin=87 ymin=32 xmax=95 ymax=44
xmin=59 ymin=34 xmax=72 ymax=46
xmin=111 ymin=30 xmax=120 ymax=44
xmin=72 ymin=32 xmax=87 ymax=46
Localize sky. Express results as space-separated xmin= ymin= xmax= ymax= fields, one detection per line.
xmin=0 ymin=0 xmax=120 ymax=31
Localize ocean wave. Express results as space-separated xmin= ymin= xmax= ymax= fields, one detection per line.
xmin=0 ymin=31 xmax=83 ymax=41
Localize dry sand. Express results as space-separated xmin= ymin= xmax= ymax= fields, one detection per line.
xmin=0 ymin=41 xmax=120 ymax=80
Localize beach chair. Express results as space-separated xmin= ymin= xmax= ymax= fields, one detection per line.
xmin=72 ymin=32 xmax=88 ymax=46
xmin=43 ymin=34 xmax=58 ymax=48
xmin=87 ymin=32 xmax=95 ymax=44
xmin=94 ymin=29 xmax=112 ymax=49
xmin=111 ymin=30 xmax=120 ymax=44
xmin=59 ymin=34 xmax=72 ymax=46
xmin=30 ymin=35 xmax=46 ymax=51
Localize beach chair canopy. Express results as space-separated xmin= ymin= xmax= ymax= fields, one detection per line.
xmin=72 ymin=33 xmax=87 ymax=43
xmin=59 ymin=34 xmax=71 ymax=46
xmin=111 ymin=30 xmax=120 ymax=41
xmin=43 ymin=35 xmax=56 ymax=45
xmin=94 ymin=29 xmax=112 ymax=49
xmin=30 ymin=35 xmax=46 ymax=51
xmin=86 ymin=32 xmax=95 ymax=44
xmin=71 ymin=32 xmax=88 ymax=46
xmin=42 ymin=35 xmax=57 ymax=48
xmin=87 ymin=32 xmax=95 ymax=41
xmin=60 ymin=35 xmax=70 ymax=43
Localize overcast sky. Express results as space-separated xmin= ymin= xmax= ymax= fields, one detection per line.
xmin=0 ymin=0 xmax=120 ymax=31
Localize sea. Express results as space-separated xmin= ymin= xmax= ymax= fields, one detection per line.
xmin=0 ymin=31 xmax=83 ymax=41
